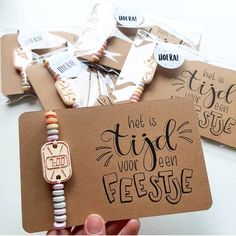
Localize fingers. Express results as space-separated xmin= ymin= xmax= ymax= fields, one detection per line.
xmin=120 ymin=219 xmax=140 ymax=235
xmin=106 ymin=219 xmax=129 ymax=235
xmin=70 ymin=225 xmax=84 ymax=235
xmin=84 ymin=214 xmax=106 ymax=235
xmin=47 ymin=217 xmax=140 ymax=235
xmin=47 ymin=228 xmax=71 ymax=235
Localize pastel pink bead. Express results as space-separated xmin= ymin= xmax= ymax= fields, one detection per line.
xmin=54 ymin=208 xmax=66 ymax=215
xmin=130 ymin=94 xmax=140 ymax=101
xmin=47 ymin=135 xmax=59 ymax=142
xmin=130 ymin=98 xmax=138 ymax=103
xmin=53 ymin=183 xmax=64 ymax=190
xmin=54 ymin=221 xmax=66 ymax=230
xmin=72 ymin=102 xmax=80 ymax=108
xmin=54 ymin=74 xmax=61 ymax=81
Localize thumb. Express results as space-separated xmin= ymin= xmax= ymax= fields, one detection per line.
xmin=84 ymin=214 xmax=106 ymax=235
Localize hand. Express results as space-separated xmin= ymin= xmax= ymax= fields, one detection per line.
xmin=47 ymin=214 xmax=140 ymax=235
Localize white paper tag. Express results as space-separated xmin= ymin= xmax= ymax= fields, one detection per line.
xmin=154 ymin=43 xmax=185 ymax=69
xmin=18 ymin=30 xmax=67 ymax=50
xmin=47 ymin=51 xmax=83 ymax=78
xmin=114 ymin=8 xmax=143 ymax=28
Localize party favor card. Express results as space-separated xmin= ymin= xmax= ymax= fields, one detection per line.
xmin=19 ymin=98 xmax=212 ymax=232
xmin=0 ymin=31 xmax=77 ymax=96
xmin=142 ymin=60 xmax=236 ymax=148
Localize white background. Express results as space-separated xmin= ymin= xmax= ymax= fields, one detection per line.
xmin=1 ymin=0 xmax=236 ymax=234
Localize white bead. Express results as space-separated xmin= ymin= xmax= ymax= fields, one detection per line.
xmin=53 ymin=196 xmax=65 ymax=203
xmin=52 ymin=190 xmax=64 ymax=196
xmin=54 ymin=202 xmax=66 ymax=209
xmin=54 ymin=208 xmax=66 ymax=215
xmin=54 ymin=214 xmax=67 ymax=222
xmin=54 ymin=221 xmax=66 ymax=229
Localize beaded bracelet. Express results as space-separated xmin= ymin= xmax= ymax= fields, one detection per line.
xmin=41 ymin=111 xmax=72 ymax=230
xmin=13 ymin=47 xmax=32 ymax=92
xmin=129 ymin=81 xmax=145 ymax=103
xmin=91 ymin=40 xmax=107 ymax=62
xmin=129 ymin=56 xmax=157 ymax=102
xmin=44 ymin=60 xmax=80 ymax=108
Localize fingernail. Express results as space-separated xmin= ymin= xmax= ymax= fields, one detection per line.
xmin=85 ymin=214 xmax=103 ymax=235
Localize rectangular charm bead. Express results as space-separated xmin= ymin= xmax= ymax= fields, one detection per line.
xmin=41 ymin=141 xmax=72 ymax=184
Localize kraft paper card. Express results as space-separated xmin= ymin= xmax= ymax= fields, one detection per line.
xmin=19 ymin=99 xmax=212 ymax=232
xmin=142 ymin=60 xmax=236 ymax=148
xmin=27 ymin=55 xmax=236 ymax=149
xmin=27 ymin=63 xmax=65 ymax=110
xmin=0 ymin=32 xmax=77 ymax=96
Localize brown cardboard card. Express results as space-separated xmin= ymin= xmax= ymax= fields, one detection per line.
xmin=150 ymin=25 xmax=200 ymax=49
xmin=19 ymin=98 xmax=212 ymax=233
xmin=27 ymin=63 xmax=65 ymax=110
xmin=0 ymin=32 xmax=77 ymax=96
xmin=142 ymin=60 xmax=236 ymax=148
